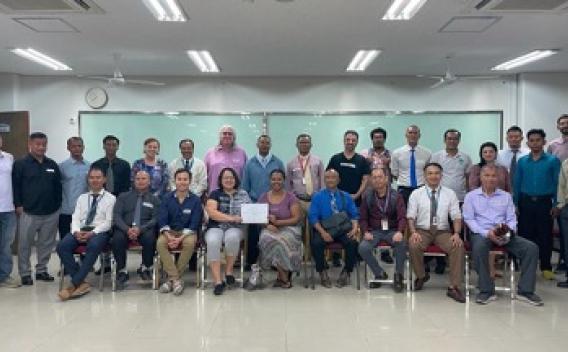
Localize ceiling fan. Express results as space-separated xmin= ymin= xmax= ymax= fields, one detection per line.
xmin=418 ymin=57 xmax=499 ymax=89
xmin=78 ymin=53 xmax=165 ymax=87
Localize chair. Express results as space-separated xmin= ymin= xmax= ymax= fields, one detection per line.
xmin=152 ymin=240 xmax=201 ymax=290
xmin=110 ymin=239 xmax=146 ymax=292
xmin=309 ymin=239 xmax=361 ymax=290
xmin=196 ymin=233 xmax=246 ymax=289
xmin=58 ymin=245 xmax=112 ymax=292
xmin=363 ymin=240 xmax=412 ymax=293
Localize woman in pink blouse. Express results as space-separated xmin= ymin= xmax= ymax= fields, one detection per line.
xmin=468 ymin=142 xmax=511 ymax=193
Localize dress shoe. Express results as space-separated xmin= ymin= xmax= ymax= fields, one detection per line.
xmin=446 ymin=287 xmax=466 ymax=303
xmin=336 ymin=270 xmax=351 ymax=288
xmin=413 ymin=273 xmax=430 ymax=291
xmin=319 ymin=271 xmax=332 ymax=288
xmin=557 ymin=279 xmax=568 ymax=288
xmin=35 ymin=272 xmax=55 ymax=282
xmin=393 ymin=273 xmax=404 ymax=293
xmin=21 ymin=276 xmax=33 ymax=286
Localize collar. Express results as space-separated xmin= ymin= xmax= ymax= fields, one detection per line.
xmin=257 ymin=153 xmax=272 ymax=161
xmin=89 ymin=189 xmax=106 ymax=197
xmin=425 ymin=185 xmax=442 ymax=193
xmin=0 ymin=150 xmax=5 ymax=159
xmin=181 ymin=157 xmax=194 ymax=163
xmin=298 ymin=154 xmax=310 ymax=160
xmin=69 ymin=157 xmax=86 ymax=165
xmin=445 ymin=150 xmax=460 ymax=158
xmin=478 ymin=187 xmax=502 ymax=197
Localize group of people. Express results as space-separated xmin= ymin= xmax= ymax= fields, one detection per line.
xmin=1 ymin=115 xmax=568 ymax=305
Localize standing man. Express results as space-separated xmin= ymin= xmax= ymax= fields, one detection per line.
xmin=286 ymin=133 xmax=325 ymax=212
xmin=464 ymin=164 xmax=542 ymax=306
xmin=0 ymin=135 xmax=20 ymax=288
xmin=360 ymin=127 xmax=391 ymax=172
xmin=168 ymin=138 xmax=207 ymax=197
xmin=59 ymin=137 xmax=90 ymax=239
xmin=12 ymin=132 xmax=62 ymax=285
xmin=548 ymin=114 xmax=568 ymax=273
xmin=56 ymin=167 xmax=116 ymax=301
xmin=112 ymin=170 xmax=160 ymax=289
xmin=92 ymin=135 xmax=131 ymax=197
xmin=242 ymin=135 xmax=285 ymax=267
xmin=514 ymin=129 xmax=560 ymax=281
xmin=497 ymin=126 xmax=529 ymax=189
xmin=204 ymin=125 xmax=247 ymax=194
xmin=407 ymin=162 xmax=465 ymax=303
xmin=391 ymin=125 xmax=432 ymax=205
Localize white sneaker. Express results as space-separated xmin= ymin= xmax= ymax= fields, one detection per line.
xmin=159 ymin=280 xmax=173 ymax=293
xmin=0 ymin=277 xmax=22 ymax=288
xmin=172 ymin=279 xmax=184 ymax=296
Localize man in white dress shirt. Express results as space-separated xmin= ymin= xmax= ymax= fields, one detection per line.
xmin=56 ymin=167 xmax=116 ymax=301
xmin=169 ymin=139 xmax=207 ymax=197
xmin=497 ymin=125 xmax=529 ymax=188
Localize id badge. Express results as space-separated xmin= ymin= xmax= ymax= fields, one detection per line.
xmin=302 ymin=177 xmax=306 ymax=185
xmin=432 ymin=216 xmax=439 ymax=227
xmin=381 ymin=219 xmax=389 ymax=231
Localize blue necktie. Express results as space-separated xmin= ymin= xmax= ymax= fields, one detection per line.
xmin=410 ymin=149 xmax=417 ymax=188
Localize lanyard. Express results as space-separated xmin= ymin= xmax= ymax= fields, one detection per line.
xmin=375 ymin=189 xmax=390 ymax=215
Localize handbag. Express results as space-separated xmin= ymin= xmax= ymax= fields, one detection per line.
xmin=320 ymin=192 xmax=353 ymax=238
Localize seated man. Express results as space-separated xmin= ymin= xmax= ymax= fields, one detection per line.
xmin=463 ymin=164 xmax=542 ymax=306
xmin=56 ymin=167 xmax=116 ymax=301
xmin=112 ymin=170 xmax=160 ymax=289
xmin=358 ymin=167 xmax=407 ymax=292
xmin=407 ymin=162 xmax=466 ymax=303
xmin=308 ymin=169 xmax=359 ymax=288
xmin=157 ymin=169 xmax=203 ymax=296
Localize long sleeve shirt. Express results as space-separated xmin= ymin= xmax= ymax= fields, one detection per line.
xmin=359 ymin=188 xmax=406 ymax=233
xmin=12 ymin=154 xmax=62 ymax=215
xmin=286 ymin=154 xmax=325 ymax=196
xmin=308 ymin=188 xmax=359 ymax=225
xmin=158 ymin=191 xmax=203 ymax=233
xmin=92 ymin=157 xmax=131 ymax=196
xmin=0 ymin=151 xmax=14 ymax=212
xmin=59 ymin=157 xmax=90 ymax=215
xmin=131 ymin=158 xmax=170 ymax=198
xmin=204 ymin=145 xmax=247 ymax=194
xmin=513 ymin=152 xmax=560 ymax=205
xmin=113 ymin=190 xmax=160 ymax=233
xmin=168 ymin=157 xmax=208 ymax=197
xmin=463 ymin=188 xmax=517 ymax=237
xmin=71 ymin=190 xmax=116 ymax=235
xmin=557 ymin=159 xmax=568 ymax=209
xmin=242 ymin=154 xmax=285 ymax=202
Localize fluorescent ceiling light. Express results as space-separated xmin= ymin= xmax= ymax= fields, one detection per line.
xmin=187 ymin=50 xmax=220 ymax=73
xmin=382 ymin=0 xmax=428 ymax=20
xmin=346 ymin=50 xmax=381 ymax=72
xmin=10 ymin=48 xmax=72 ymax=71
xmin=143 ymin=0 xmax=186 ymax=22
xmin=491 ymin=50 xmax=559 ymax=71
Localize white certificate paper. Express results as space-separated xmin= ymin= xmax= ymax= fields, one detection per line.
xmin=241 ymin=204 xmax=269 ymax=224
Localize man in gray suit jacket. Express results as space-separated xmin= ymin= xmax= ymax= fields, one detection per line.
xmin=112 ymin=170 xmax=160 ymax=289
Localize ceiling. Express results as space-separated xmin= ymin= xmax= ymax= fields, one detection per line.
xmin=0 ymin=0 xmax=567 ymax=77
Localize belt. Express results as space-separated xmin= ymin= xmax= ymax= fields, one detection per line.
xmin=398 ymin=185 xmax=422 ymax=190
xmin=520 ymin=193 xmax=553 ymax=202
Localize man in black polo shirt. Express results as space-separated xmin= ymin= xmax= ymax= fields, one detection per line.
xmin=92 ymin=135 xmax=131 ymax=197
xmin=327 ymin=130 xmax=370 ymax=266
xmin=12 ymin=132 xmax=62 ymax=285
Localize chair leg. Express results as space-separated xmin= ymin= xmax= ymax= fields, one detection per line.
xmin=195 ymin=249 xmax=201 ymax=288
xmin=152 ymin=254 xmax=160 ymax=290
xmin=99 ymin=253 xmax=105 ymax=292
xmin=465 ymin=253 xmax=470 ymax=300
xmin=59 ymin=262 xmax=65 ymax=291
xmin=240 ymin=249 xmax=244 ymax=288
xmin=509 ymin=255 xmax=515 ymax=300
xmin=111 ymin=255 xmax=117 ymax=292
xmin=356 ymin=259 xmax=360 ymax=290
xmin=405 ymin=255 xmax=411 ymax=294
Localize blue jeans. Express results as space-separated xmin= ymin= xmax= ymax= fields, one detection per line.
xmin=358 ymin=230 xmax=407 ymax=277
xmin=56 ymin=232 xmax=110 ymax=287
xmin=470 ymin=233 xmax=538 ymax=295
xmin=0 ymin=212 xmax=16 ymax=282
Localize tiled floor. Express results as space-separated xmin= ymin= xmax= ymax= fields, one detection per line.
xmin=1 ymin=254 xmax=567 ymax=352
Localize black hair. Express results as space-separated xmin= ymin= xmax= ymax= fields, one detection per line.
xmin=344 ymin=130 xmax=359 ymax=139
xmin=443 ymin=129 xmax=461 ymax=140
xmin=178 ymin=139 xmax=195 ymax=148
xmin=506 ymin=126 xmax=523 ymax=135
xmin=217 ymin=167 xmax=240 ymax=190
xmin=423 ymin=162 xmax=443 ymax=172
xmin=102 ymin=135 xmax=120 ymax=145
xmin=174 ymin=168 xmax=192 ymax=180
xmin=269 ymin=168 xmax=286 ymax=180
xmin=526 ymin=129 xmax=546 ymax=139
xmin=478 ymin=142 xmax=498 ymax=167
xmin=29 ymin=132 xmax=47 ymax=140
xmin=369 ymin=128 xmax=387 ymax=140
xmin=296 ymin=133 xmax=312 ymax=142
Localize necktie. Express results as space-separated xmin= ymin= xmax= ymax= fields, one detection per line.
xmin=330 ymin=192 xmax=339 ymax=213
xmin=303 ymin=158 xmax=314 ymax=195
xmin=184 ymin=159 xmax=189 ymax=170
xmin=410 ymin=149 xmax=417 ymax=188
xmin=133 ymin=194 xmax=143 ymax=227
xmin=510 ymin=150 xmax=518 ymax=187
xmin=429 ymin=189 xmax=437 ymax=230
xmin=106 ymin=164 xmax=114 ymax=194
xmin=85 ymin=194 xmax=99 ymax=226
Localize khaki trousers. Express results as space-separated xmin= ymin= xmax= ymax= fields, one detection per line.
xmin=156 ymin=234 xmax=196 ymax=280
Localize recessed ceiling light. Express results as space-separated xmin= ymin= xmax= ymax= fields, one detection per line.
xmin=143 ymin=0 xmax=187 ymax=22
xmin=382 ymin=0 xmax=428 ymax=20
xmin=491 ymin=50 xmax=559 ymax=71
xmin=10 ymin=48 xmax=72 ymax=71
xmin=346 ymin=50 xmax=381 ymax=72
xmin=187 ymin=51 xmax=221 ymax=73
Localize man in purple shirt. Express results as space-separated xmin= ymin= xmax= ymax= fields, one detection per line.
xmin=204 ymin=125 xmax=248 ymax=194
xmin=463 ymin=164 xmax=542 ymax=306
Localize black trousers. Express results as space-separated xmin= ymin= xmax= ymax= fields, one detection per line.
xmin=311 ymin=231 xmax=357 ymax=273
xmin=112 ymin=229 xmax=157 ymax=271
xmin=246 ymin=224 xmax=261 ymax=266
xmin=58 ymin=214 xmax=72 ymax=240
xmin=518 ymin=194 xmax=553 ymax=271
xmin=398 ymin=186 xmax=418 ymax=207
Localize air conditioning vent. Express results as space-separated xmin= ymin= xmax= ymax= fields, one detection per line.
xmin=0 ymin=0 xmax=104 ymax=14
xmin=469 ymin=0 xmax=568 ymax=13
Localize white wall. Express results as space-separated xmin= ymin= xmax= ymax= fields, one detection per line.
xmin=0 ymin=73 xmax=16 ymax=110
xmin=518 ymin=72 xmax=568 ymax=143
xmin=11 ymin=75 xmax=516 ymax=161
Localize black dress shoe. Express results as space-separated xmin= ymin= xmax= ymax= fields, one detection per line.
xmin=447 ymin=287 xmax=466 ymax=303
xmin=414 ymin=273 xmax=430 ymax=291
xmin=557 ymin=280 xmax=568 ymax=288
xmin=434 ymin=258 xmax=446 ymax=275
xmin=35 ymin=272 xmax=54 ymax=282
xmin=21 ymin=276 xmax=33 ymax=286
xmin=393 ymin=273 xmax=404 ymax=293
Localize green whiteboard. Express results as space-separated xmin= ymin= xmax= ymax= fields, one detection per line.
xmin=79 ymin=111 xmax=502 ymax=166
